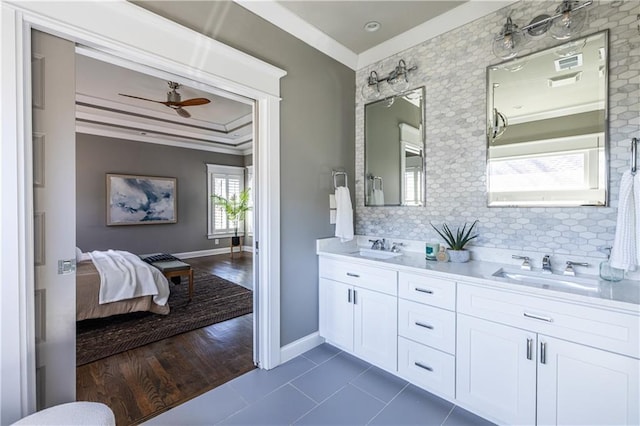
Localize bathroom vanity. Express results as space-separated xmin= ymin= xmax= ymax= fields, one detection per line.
xmin=317 ymin=240 xmax=640 ymax=426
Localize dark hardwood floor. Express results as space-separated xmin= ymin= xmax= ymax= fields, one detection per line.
xmin=76 ymin=253 xmax=254 ymax=426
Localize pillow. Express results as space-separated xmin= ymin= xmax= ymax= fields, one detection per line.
xmin=76 ymin=247 xmax=91 ymax=262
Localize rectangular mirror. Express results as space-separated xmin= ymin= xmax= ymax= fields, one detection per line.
xmin=487 ymin=31 xmax=608 ymax=207
xmin=365 ymin=87 xmax=425 ymax=206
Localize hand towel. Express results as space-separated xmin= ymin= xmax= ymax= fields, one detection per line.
xmin=334 ymin=186 xmax=354 ymax=242
xmin=610 ymin=171 xmax=637 ymax=270
xmin=372 ymin=189 xmax=385 ymax=206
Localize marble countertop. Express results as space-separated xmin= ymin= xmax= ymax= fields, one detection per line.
xmin=317 ymin=239 xmax=640 ymax=314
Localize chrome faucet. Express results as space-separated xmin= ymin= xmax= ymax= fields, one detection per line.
xmin=542 ymin=255 xmax=552 ymax=274
xmin=391 ymin=242 xmax=404 ymax=253
xmin=369 ymin=238 xmax=386 ymax=250
xmin=564 ymin=261 xmax=589 ymax=276
xmin=512 ymin=255 xmax=532 ymax=271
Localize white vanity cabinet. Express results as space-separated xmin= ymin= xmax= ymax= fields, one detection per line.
xmin=397 ymin=272 xmax=457 ymax=398
xmin=456 ymin=282 xmax=640 ymax=426
xmin=318 ymin=257 xmax=398 ymax=371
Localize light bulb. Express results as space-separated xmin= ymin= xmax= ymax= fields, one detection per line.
xmin=388 ymin=76 xmax=409 ymax=94
xmin=549 ymin=2 xmax=587 ymax=40
xmin=493 ymin=17 xmax=524 ymax=60
xmin=361 ymin=83 xmax=381 ymax=101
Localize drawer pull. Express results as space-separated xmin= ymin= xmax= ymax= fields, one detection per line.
xmin=540 ymin=341 xmax=547 ymax=364
xmin=348 ymin=289 xmax=352 ymax=303
xmin=346 ymin=272 xmax=360 ymax=278
xmin=414 ymin=361 xmax=433 ymax=372
xmin=353 ymin=290 xmax=357 ymax=305
xmin=523 ymin=312 xmax=553 ymax=323
xmin=415 ymin=321 xmax=434 ymax=330
xmin=526 ymin=338 xmax=533 ymax=360
xmin=415 ymin=287 xmax=434 ymax=294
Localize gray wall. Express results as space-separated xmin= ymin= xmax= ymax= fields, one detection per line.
xmin=133 ymin=1 xmax=356 ymax=346
xmin=76 ymin=133 xmax=246 ymax=254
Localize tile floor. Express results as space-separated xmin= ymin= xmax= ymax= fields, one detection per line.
xmin=145 ymin=343 xmax=495 ymax=425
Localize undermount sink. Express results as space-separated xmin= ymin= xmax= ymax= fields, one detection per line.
xmin=492 ymin=268 xmax=601 ymax=293
xmin=357 ymin=248 xmax=402 ymax=259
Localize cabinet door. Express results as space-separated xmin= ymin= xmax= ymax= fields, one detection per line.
xmin=456 ymin=314 xmax=537 ymax=425
xmin=353 ymin=287 xmax=398 ymax=371
xmin=319 ymin=278 xmax=354 ymax=352
xmin=537 ymin=335 xmax=640 ymax=426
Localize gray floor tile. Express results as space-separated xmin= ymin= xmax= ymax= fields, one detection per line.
xmin=143 ymin=383 xmax=246 ymax=425
xmin=220 ymin=384 xmax=316 ymax=425
xmin=292 ymin=352 xmax=370 ymax=403
xmin=294 ymin=384 xmax=384 ymax=425
xmin=302 ymin=343 xmax=342 ymax=365
xmin=443 ymin=406 xmax=496 ymax=426
xmin=369 ymin=384 xmax=454 ymax=426
xmin=229 ymin=356 xmax=316 ymax=403
xmin=351 ymin=366 xmax=408 ymax=403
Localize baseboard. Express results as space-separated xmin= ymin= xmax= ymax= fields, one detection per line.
xmin=280 ymin=332 xmax=324 ymax=364
xmin=174 ymin=247 xmax=253 ymax=259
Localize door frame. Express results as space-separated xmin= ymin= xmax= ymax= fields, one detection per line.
xmin=1 ymin=2 xmax=285 ymax=422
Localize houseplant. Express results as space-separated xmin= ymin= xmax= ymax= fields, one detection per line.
xmin=212 ymin=188 xmax=251 ymax=247
xmin=430 ymin=220 xmax=479 ymax=263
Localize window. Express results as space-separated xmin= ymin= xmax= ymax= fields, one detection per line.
xmin=246 ymin=166 xmax=254 ymax=236
xmin=207 ymin=164 xmax=245 ymax=238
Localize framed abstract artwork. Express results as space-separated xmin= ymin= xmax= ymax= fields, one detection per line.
xmin=106 ymin=174 xmax=177 ymax=225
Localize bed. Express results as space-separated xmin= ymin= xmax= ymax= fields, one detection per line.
xmin=76 ymin=250 xmax=170 ymax=321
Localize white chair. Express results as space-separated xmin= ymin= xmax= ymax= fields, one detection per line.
xmin=12 ymin=402 xmax=115 ymax=426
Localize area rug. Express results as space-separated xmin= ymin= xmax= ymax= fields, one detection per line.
xmin=76 ymin=269 xmax=253 ymax=366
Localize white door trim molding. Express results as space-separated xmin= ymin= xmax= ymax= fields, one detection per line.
xmin=1 ymin=2 xmax=285 ymax=422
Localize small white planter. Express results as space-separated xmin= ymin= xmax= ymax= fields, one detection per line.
xmin=447 ymin=249 xmax=470 ymax=263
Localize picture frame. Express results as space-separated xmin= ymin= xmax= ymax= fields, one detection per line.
xmin=106 ymin=174 xmax=177 ymax=226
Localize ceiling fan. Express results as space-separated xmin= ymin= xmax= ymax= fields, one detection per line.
xmin=118 ymin=81 xmax=210 ymax=118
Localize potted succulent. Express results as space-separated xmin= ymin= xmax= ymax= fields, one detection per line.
xmin=212 ymin=188 xmax=251 ymax=247
xmin=430 ymin=220 xmax=479 ymax=263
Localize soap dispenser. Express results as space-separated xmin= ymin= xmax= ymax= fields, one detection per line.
xmin=598 ymin=246 xmax=624 ymax=282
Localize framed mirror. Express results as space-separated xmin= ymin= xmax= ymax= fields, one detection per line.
xmin=487 ymin=31 xmax=608 ymax=207
xmin=365 ymin=87 xmax=425 ymax=206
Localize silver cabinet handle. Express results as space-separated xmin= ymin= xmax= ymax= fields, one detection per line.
xmin=415 ymin=321 xmax=434 ymax=330
xmin=523 ymin=312 xmax=553 ymax=322
xmin=415 ymin=287 xmax=433 ymax=294
xmin=348 ymin=289 xmax=352 ymax=303
xmin=353 ymin=290 xmax=357 ymax=304
xmin=526 ymin=338 xmax=533 ymax=360
xmin=346 ymin=272 xmax=360 ymax=278
xmin=414 ymin=361 xmax=433 ymax=372
xmin=540 ymin=341 xmax=547 ymax=364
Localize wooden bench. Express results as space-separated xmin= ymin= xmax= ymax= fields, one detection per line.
xmin=139 ymin=254 xmax=194 ymax=301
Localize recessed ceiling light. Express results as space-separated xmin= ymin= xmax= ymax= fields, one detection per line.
xmin=364 ymin=21 xmax=381 ymax=32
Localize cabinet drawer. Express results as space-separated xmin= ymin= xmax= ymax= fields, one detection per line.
xmin=319 ymin=257 xmax=397 ymax=296
xmin=458 ymin=283 xmax=640 ymax=358
xmin=398 ymin=337 xmax=455 ymax=399
xmin=399 ymin=272 xmax=455 ymax=310
xmin=398 ymin=299 xmax=455 ymax=354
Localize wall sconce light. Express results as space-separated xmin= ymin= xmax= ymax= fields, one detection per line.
xmin=361 ymin=59 xmax=418 ymax=101
xmin=492 ymin=0 xmax=592 ymax=59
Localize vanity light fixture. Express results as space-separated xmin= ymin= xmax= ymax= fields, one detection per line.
xmin=361 ymin=59 xmax=417 ymax=101
xmin=492 ymin=0 xmax=593 ymax=59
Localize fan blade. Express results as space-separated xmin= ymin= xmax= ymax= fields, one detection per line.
xmin=118 ymin=93 xmax=168 ymax=105
xmin=177 ymin=98 xmax=211 ymax=107
xmin=175 ymin=107 xmax=191 ymax=118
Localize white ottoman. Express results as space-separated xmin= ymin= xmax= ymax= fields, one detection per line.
xmin=12 ymin=402 xmax=115 ymax=426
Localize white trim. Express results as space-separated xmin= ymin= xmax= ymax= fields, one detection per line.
xmin=233 ymin=0 xmax=358 ymax=70
xmin=280 ymin=332 xmax=325 ymax=364
xmin=173 ymin=247 xmax=253 ymax=259
xmin=1 ymin=1 xmax=283 ymax=421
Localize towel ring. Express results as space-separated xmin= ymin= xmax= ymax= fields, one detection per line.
xmin=333 ymin=170 xmax=347 ymax=189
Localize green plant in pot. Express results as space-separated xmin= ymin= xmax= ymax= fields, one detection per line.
xmin=430 ymin=220 xmax=479 ymax=263
xmin=212 ymin=188 xmax=251 ymax=247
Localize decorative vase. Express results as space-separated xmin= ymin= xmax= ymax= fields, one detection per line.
xmin=231 ymin=236 xmax=241 ymax=246
xmin=447 ymin=249 xmax=470 ymax=263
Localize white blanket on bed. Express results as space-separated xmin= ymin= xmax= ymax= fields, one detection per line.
xmin=89 ymin=250 xmax=170 ymax=305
